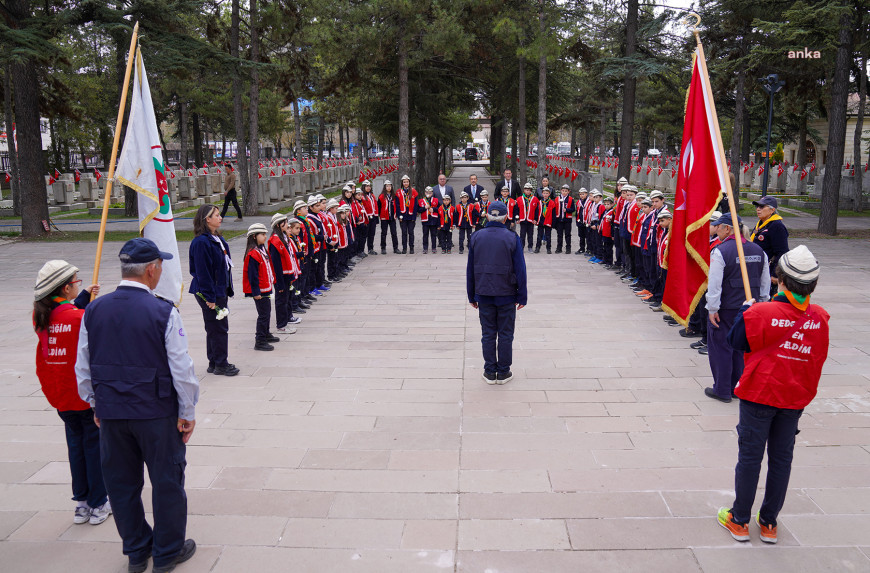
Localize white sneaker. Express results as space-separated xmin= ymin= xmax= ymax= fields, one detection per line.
xmin=74 ymin=505 xmax=90 ymax=524
xmin=89 ymin=501 xmax=112 ymax=525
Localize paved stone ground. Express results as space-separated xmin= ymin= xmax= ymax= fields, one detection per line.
xmin=1 ymin=165 xmax=869 ymax=571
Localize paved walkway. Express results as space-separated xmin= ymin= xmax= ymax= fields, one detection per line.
xmin=0 ymin=166 xmax=869 ymax=572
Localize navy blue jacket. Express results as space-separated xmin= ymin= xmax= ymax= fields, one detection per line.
xmin=189 ymin=233 xmax=233 ymax=303
xmin=466 ymin=222 xmax=528 ymax=306
xmin=752 ymin=218 xmax=789 ymax=274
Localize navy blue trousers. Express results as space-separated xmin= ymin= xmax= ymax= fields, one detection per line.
xmin=576 ymin=223 xmax=587 ymax=252
xmin=366 ymin=219 xmax=378 ymax=251
xmin=196 ymin=295 xmax=229 ymax=369
xmin=422 ymin=224 xmax=438 ymax=250
xmin=732 ymin=399 xmax=803 ymax=526
xmin=519 ymin=222 xmax=535 ymax=249
xmin=380 ymin=219 xmax=398 ymax=250
xmin=254 ymin=296 xmax=271 ymax=341
xmin=478 ymin=303 xmax=516 ymax=374
xmin=555 ymin=220 xmax=571 ymax=251
xmin=274 ymin=287 xmax=291 ymax=329
xmin=707 ymin=307 xmax=743 ymax=399
xmin=400 ymin=220 xmax=416 ymax=250
xmin=58 ymin=409 xmax=107 ymax=508
xmin=100 ymin=417 xmax=187 ymax=568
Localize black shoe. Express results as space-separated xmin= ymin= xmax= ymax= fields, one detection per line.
xmin=128 ymin=551 xmax=151 ymax=573
xmin=566 ymin=250 xmax=572 ymax=255
xmin=323 ymin=280 xmax=333 ymax=286
xmin=304 ymin=295 xmax=316 ymax=303
xmin=254 ymin=341 xmax=274 ymax=351
xmin=402 ymin=248 xmax=407 ymax=254
xmin=369 ymin=249 xmax=378 ymax=255
xmin=212 ymin=364 xmax=239 ymax=376
xmin=298 ymin=302 xmax=311 ymax=309
xmin=482 ymin=371 xmax=497 ymax=385
xmin=381 ymin=248 xmax=387 ymax=254
xmin=206 ymin=364 xmax=215 ymax=374
xmin=534 ymin=248 xmax=540 ymax=253
xmin=394 ymin=248 xmax=401 ymax=254
xmin=704 ymin=387 xmax=731 ymax=403
xmin=679 ymin=328 xmax=702 ymax=338
xmin=698 ymin=346 xmax=709 ymax=355
xmin=689 ymin=340 xmax=707 ymax=349
xmin=459 ymin=248 xmax=464 ymax=254
xmin=546 ymin=249 xmax=552 ymax=254
xmin=409 ymin=248 xmax=414 ymax=254
xmin=575 ymin=249 xmax=583 ymax=254
xmin=264 ymin=334 xmax=280 ymax=343
xmin=555 ymin=248 xmax=562 ymax=253
xmin=496 ymin=371 xmax=514 ymax=384
xmin=152 ymin=539 xmax=196 ymax=573
xmin=422 ymin=249 xmax=428 ymax=254
xmin=293 ymin=308 xmax=307 ymax=314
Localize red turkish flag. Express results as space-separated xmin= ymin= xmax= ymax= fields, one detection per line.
xmin=657 ymin=167 xmax=663 ymax=176
xmin=4 ymin=172 xmax=10 ymax=183
xmin=800 ymin=169 xmax=808 ymax=181
xmin=359 ymin=170 xmax=365 ymax=183
xmin=94 ymin=168 xmax=102 ymax=182
xmin=48 ymin=176 xmax=56 ymax=185
xmin=662 ymin=46 xmax=728 ymax=326
xmin=281 ymin=168 xmax=286 ymax=176
xmin=810 ymin=162 xmax=816 ymax=172
xmin=74 ymin=168 xmax=81 ymax=183
xmin=258 ymin=172 xmax=262 ymax=179
xmin=54 ymin=168 xmax=61 ymax=179
xmin=170 ymin=170 xmax=176 ymax=179
xmin=777 ymin=164 xmax=784 ymax=177
xmin=571 ymin=169 xmax=578 ymax=182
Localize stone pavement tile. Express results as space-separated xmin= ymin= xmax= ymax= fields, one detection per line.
xmin=628 ymin=430 xmax=737 ymax=449
xmin=356 ymin=389 xmax=461 ymax=403
xmin=269 ymin=376 xmax=404 ymax=390
xmin=593 ymin=448 xmax=703 ymax=469
xmin=0 ymin=424 xmax=65 ymax=444
xmin=388 ymin=450 xmax=459 ymax=470
xmin=0 ymin=484 xmax=71 ymax=511
xmin=211 ymin=546 xmax=456 ymax=572
xmin=400 ymin=520 xmax=457 ymax=551
xmin=694 ymin=415 xmax=738 ymax=431
xmin=463 ymin=389 xmax=548 ymax=402
xmin=787 ymin=465 xmax=870 ymax=488
xmin=401 ymin=377 xmax=463 ymax=390
xmin=545 ymin=390 xmax=636 ymax=402
xmin=300 ymin=449 xmax=391 ymax=470
xmin=0 ymin=511 xmax=35 ymax=539
xmin=0 ymin=461 xmax=45 ymax=483
xmin=599 ymin=376 xmax=702 ymax=390
xmin=211 ymin=467 xmax=274 ymax=490
xmin=0 ymin=410 xmax=64 ymax=426
xmin=309 ymin=401 xmax=460 ymax=417
xmin=462 ymin=401 xmax=532 ymax=417
xmin=631 ymin=388 xmax=709 ymax=403
xmin=186 ymin=514 xmax=288 ymax=546
xmin=218 ymin=413 xmax=375 ymax=432
xmin=278 ymin=518 xmax=405 ymax=549
xmin=550 ymin=468 xmax=735 ymax=492
xmin=784 ymin=514 xmax=870 ymax=545
xmin=7 ymin=510 xmax=72 ymax=541
xmin=693 ymin=547 xmax=870 ymax=573
xmin=516 ymin=378 xmax=604 ymax=390
xmin=192 ymin=428 xmax=342 ymax=449
xmin=184 ymin=464 xmax=221 ymax=489
xmin=567 ymin=516 xmax=799 ymax=550
xmin=565 ymin=416 xmax=650 ymax=433
xmin=270 ymin=387 xmax=361 ymax=403
xmin=372 ymin=416 xmax=459 ymax=433
xmin=462 ymin=416 xmax=567 ymax=433
xmin=604 ymin=401 xmax=702 ymax=417
xmin=0 ymin=439 xmax=68 ymax=463
xmin=462 ymin=432 xmax=632 ymax=452
xmin=266 ymin=468 xmax=457 ymax=493
xmin=457 ymin=519 xmax=570 ymax=550
xmin=23 ymin=461 xmax=70 ymax=484
xmin=460 ymin=492 xmax=670 ymax=519
xmin=328 ymin=493 xmax=458 ymax=519
xmin=805 ymin=487 xmax=870 ymax=514
xmin=186 ymin=445 xmax=306 ymax=468
xmin=460 ymin=450 xmax=597 ymax=470
xmin=809 ymin=412 xmax=870 ymax=428
xmin=798 ymin=427 xmax=870 ymax=446
xmin=339 ymin=431 xmax=459 ymax=450
xmin=458 ymin=470 xmax=551 ymax=493
xmin=0 ymin=540 xmax=127 ymax=573
xmin=456 ymin=549 xmax=702 ymax=573
xmin=662 ymin=489 xmax=823 ymax=518
xmin=188 ymin=489 xmax=334 ymax=517
xmin=209 ymin=399 xmax=313 ymax=415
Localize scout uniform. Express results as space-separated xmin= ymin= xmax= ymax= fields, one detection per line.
xmin=454 ymin=191 xmax=478 ymax=254
xmin=437 ymin=196 xmax=456 ymax=253
xmin=553 ymin=184 xmax=575 ymax=254
xmin=378 ymin=180 xmax=400 ymax=254
xmin=419 ymin=186 xmax=441 ymax=254
xmin=475 ymin=190 xmax=491 ymax=231
xmin=517 ymin=183 xmax=540 ymax=252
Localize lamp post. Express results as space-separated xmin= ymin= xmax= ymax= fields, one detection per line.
xmin=758 ymin=73 xmax=785 ymax=196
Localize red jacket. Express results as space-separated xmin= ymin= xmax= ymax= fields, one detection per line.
xmin=736 ymin=301 xmax=830 ymax=409
xmin=378 ymin=193 xmax=397 ymax=220
xmin=34 ymin=303 xmax=91 ymax=412
xmin=613 ymin=196 xmax=626 ymax=223
xmin=453 ymin=202 xmax=478 ymax=228
xmin=243 ymin=247 xmax=274 ymax=295
xmin=538 ymin=199 xmax=554 ymax=227
xmin=517 ymin=195 xmax=540 ymax=223
xmin=438 ymin=204 xmax=456 ymax=229
xmin=419 ymin=196 xmax=440 ymax=223
xmin=600 ymin=208 xmax=614 ymax=238
xmin=362 ymin=193 xmax=378 ymax=217
xmin=657 ymin=228 xmax=669 ymax=267
xmin=554 ymin=195 xmax=575 ymax=220
xmin=397 ymin=188 xmax=418 ymax=216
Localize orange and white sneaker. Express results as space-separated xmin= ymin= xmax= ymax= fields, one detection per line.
xmin=717 ymin=507 xmax=749 ymax=542
xmin=756 ymin=511 xmax=778 ymax=544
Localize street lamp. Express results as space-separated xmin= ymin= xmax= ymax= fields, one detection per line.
xmin=758 ymin=73 xmax=785 ymax=196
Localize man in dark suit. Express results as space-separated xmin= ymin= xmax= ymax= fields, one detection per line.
xmin=493 ymin=168 xmax=522 ymax=199
xmin=434 ymin=173 xmax=456 ymax=205
xmin=463 ymin=174 xmax=484 ymax=203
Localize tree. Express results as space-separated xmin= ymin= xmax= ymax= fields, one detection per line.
xmin=616 ymin=0 xmax=638 ymax=181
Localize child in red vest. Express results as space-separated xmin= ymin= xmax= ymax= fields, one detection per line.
xmin=438 ymin=195 xmax=456 ymax=253
xmin=33 ymin=261 xmax=111 ymax=525
xmin=599 ymin=196 xmax=615 ymax=266
xmin=475 ymin=190 xmax=491 ymax=231
xmin=268 ymin=213 xmax=301 ymax=333
xmin=454 ymin=191 xmax=478 ymax=254
xmin=419 ymin=186 xmax=440 ymax=254
xmin=243 ymin=223 xmax=279 ymax=351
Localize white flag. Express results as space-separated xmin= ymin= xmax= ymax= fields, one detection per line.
xmin=115 ymin=48 xmax=183 ymax=304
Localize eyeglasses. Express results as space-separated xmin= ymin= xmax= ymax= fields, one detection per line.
xmin=69 ymin=279 xmax=82 ymax=286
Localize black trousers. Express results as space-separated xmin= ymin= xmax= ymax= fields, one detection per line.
xmin=613 ymin=223 xmax=622 ymax=263
xmin=355 ymin=225 xmax=366 ymax=255
xmin=327 ymin=248 xmax=338 ymax=279
xmin=555 ymin=220 xmax=571 ymax=252
xmin=100 ymin=417 xmax=187 ymax=568
xmin=196 ymin=294 xmax=229 ymax=368
xmin=458 ymin=226 xmax=472 ymax=250
xmin=254 ymin=296 xmax=271 ymax=341
xmin=367 ymin=218 xmax=378 ymax=250
xmin=576 ymin=223 xmax=587 ymax=252
xmin=588 ymin=227 xmax=601 ymax=257
xmin=380 ymin=219 xmax=398 ymax=250
xmin=601 ymin=236 xmax=614 ymax=265
xmin=535 ymin=224 xmax=551 ymax=250
xmin=519 ymin=221 xmax=535 ymax=249
xmin=315 ymin=249 xmax=327 ymax=286
xmin=438 ymin=228 xmax=453 ymax=251
xmin=400 ymin=219 xmax=415 ymax=250
xmin=642 ymin=253 xmax=655 ymax=289
xmin=274 ymin=287 xmax=291 ymax=328
xmin=422 ymin=224 xmax=438 ymax=250
xmin=708 ymin=307 xmax=742 ymax=399
xmin=220 ymin=188 xmax=242 ymax=219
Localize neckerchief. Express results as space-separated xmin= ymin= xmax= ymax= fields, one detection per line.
xmin=776 ymin=289 xmax=810 ymax=311
xmin=51 ymin=296 xmax=72 ymax=306
xmin=750 ymin=213 xmax=783 ymax=242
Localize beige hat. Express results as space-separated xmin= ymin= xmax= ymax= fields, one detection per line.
xmin=401 ymin=174 xmax=410 ymax=181
xmin=34 ymin=260 xmax=79 ymax=301
xmin=286 ymin=217 xmax=302 ymax=225
xmin=778 ymin=245 xmax=820 ymax=284
xmin=326 ymin=198 xmax=340 ymax=209
xmin=578 ymin=187 xmax=588 ymax=194
xmin=649 ymin=190 xmax=664 ymax=199
xmin=337 ymin=204 xmax=351 ymax=212
xmin=657 ymin=209 xmax=673 ymax=219
xmin=307 ymin=195 xmax=319 ymax=206
xmin=316 ymin=194 xmax=326 ymax=201
xmin=384 ymin=179 xmax=393 ymax=186
xmin=623 ymin=185 xmax=638 ymax=193
xmin=271 ymin=213 xmax=287 ymax=228
xmin=617 ymin=177 xmax=629 ymax=185
xmin=362 ymin=179 xmax=372 ymax=186
xmin=460 ymin=191 xmax=469 ymax=198
xmin=641 ymin=197 xmax=652 ymax=206
xmin=354 ymin=187 xmax=364 ymax=194
xmin=710 ymin=210 xmax=722 ymax=223
xmin=523 ymin=182 xmax=533 ymax=189
xmin=591 ymin=189 xmax=603 ymax=197
xmin=480 ymin=189 xmax=489 ymax=195
xmin=246 ymin=223 xmax=268 ymax=238
xmin=293 ymin=200 xmax=307 ymax=212
xmin=425 ymin=186 xmax=434 ymax=192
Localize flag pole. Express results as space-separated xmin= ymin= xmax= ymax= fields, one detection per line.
xmin=91 ymin=21 xmax=140 ymax=300
xmin=688 ymin=14 xmax=753 ymax=301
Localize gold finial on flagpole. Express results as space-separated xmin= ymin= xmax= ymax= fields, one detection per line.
xmin=684 ymin=12 xmax=702 ymax=44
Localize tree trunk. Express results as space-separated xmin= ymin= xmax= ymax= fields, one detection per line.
xmin=518 ymin=54 xmax=527 ymax=182
xmin=617 ymin=0 xmax=639 ymax=182
xmin=583 ymin=126 xmax=592 ymax=171
xmin=729 ymin=67 xmax=745 ymax=204
xmin=231 ymin=0 xmax=249 ymax=213
xmin=11 ymin=57 xmax=49 ymax=237
xmin=179 ymin=100 xmax=189 ymax=169
xmin=192 ymin=112 xmax=202 ymax=167
xmin=599 ymin=108 xmax=607 ymax=169
xmin=246 ymin=0 xmax=260 ymax=216
xmin=501 ymin=118 xmax=509 ymax=174
xmin=316 ymin=116 xmax=325 ymax=167
xmin=292 ymin=98 xmax=303 ymax=173
xmin=536 ymin=0 xmax=547 ymax=182
xmin=852 ymin=25 xmax=867 ymax=212
xmin=4 ymin=65 xmax=21 ymax=215
xmin=362 ymin=129 xmax=369 ymax=163
xmin=427 ymin=138 xmax=439 ymax=185
xmin=818 ymin=7 xmax=854 ymax=235
xmin=511 ymin=117 xmax=517 ymax=171
xmin=741 ymin=109 xmax=751 ymax=163
xmin=339 ymin=123 xmax=345 ymax=159
xmin=414 ymin=138 xmax=426 ymax=186
xmin=796 ymin=105 xmax=808 ymax=195
xmin=221 ymin=133 xmax=226 ymax=162
xmin=570 ymin=125 xmax=577 ymax=158
xmin=397 ymin=20 xmax=412 ymax=182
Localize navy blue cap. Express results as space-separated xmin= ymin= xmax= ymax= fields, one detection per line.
xmin=119 ymin=237 xmax=174 ymax=263
xmin=712 ymin=212 xmax=742 ymax=227
xmin=488 ymin=201 xmax=508 ymax=217
xmin=752 ymin=195 xmax=778 ymax=209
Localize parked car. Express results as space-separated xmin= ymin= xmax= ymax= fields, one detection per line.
xmin=647 ymin=148 xmax=661 ymax=157
xmin=464 ymin=147 xmax=479 ymax=161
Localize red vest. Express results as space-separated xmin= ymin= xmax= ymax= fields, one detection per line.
xmin=736 ymin=301 xmax=830 ymax=409
xmin=517 ymin=195 xmax=540 ymax=223
xmin=555 ymin=195 xmax=574 ymax=219
xmin=626 ymin=202 xmax=640 ymax=232
xmin=582 ymin=199 xmax=595 ymax=225
xmin=454 ymin=202 xmax=476 ymax=228
xmin=337 ymin=220 xmax=349 ymax=248
xmin=243 ymin=247 xmax=274 ymax=295
xmin=287 ymin=238 xmax=302 ymax=277
xmin=657 ymin=228 xmax=669 ymax=267
xmin=419 ymin=196 xmax=440 ymax=223
xmin=397 ymin=188 xmax=418 ymax=214
xmin=501 ymin=198 xmax=517 ymax=219
xmin=630 ymin=210 xmax=646 ymax=247
xmin=34 ymin=303 xmax=91 ymax=411
xmin=438 ymin=204 xmax=455 ymax=228
xmin=600 ymin=208 xmax=614 ymax=238
xmin=378 ymin=193 xmax=396 ymax=220
xmin=539 ymin=199 xmax=554 ymax=226
xmin=268 ymin=234 xmax=293 ymax=276
xmin=362 ymin=193 xmax=378 ymax=217
xmin=614 ymin=196 xmax=626 ymax=222
xmin=351 ymin=201 xmax=367 ymax=225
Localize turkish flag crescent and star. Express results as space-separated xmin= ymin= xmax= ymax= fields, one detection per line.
xmin=661 ymin=47 xmax=727 ymax=326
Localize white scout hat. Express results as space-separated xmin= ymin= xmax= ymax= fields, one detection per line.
xmin=271 ymin=213 xmax=287 ymax=227
xmin=246 ymin=223 xmax=268 ymax=237
xmin=778 ymin=245 xmax=820 ymax=284
xmin=34 ymin=260 xmax=78 ymax=301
